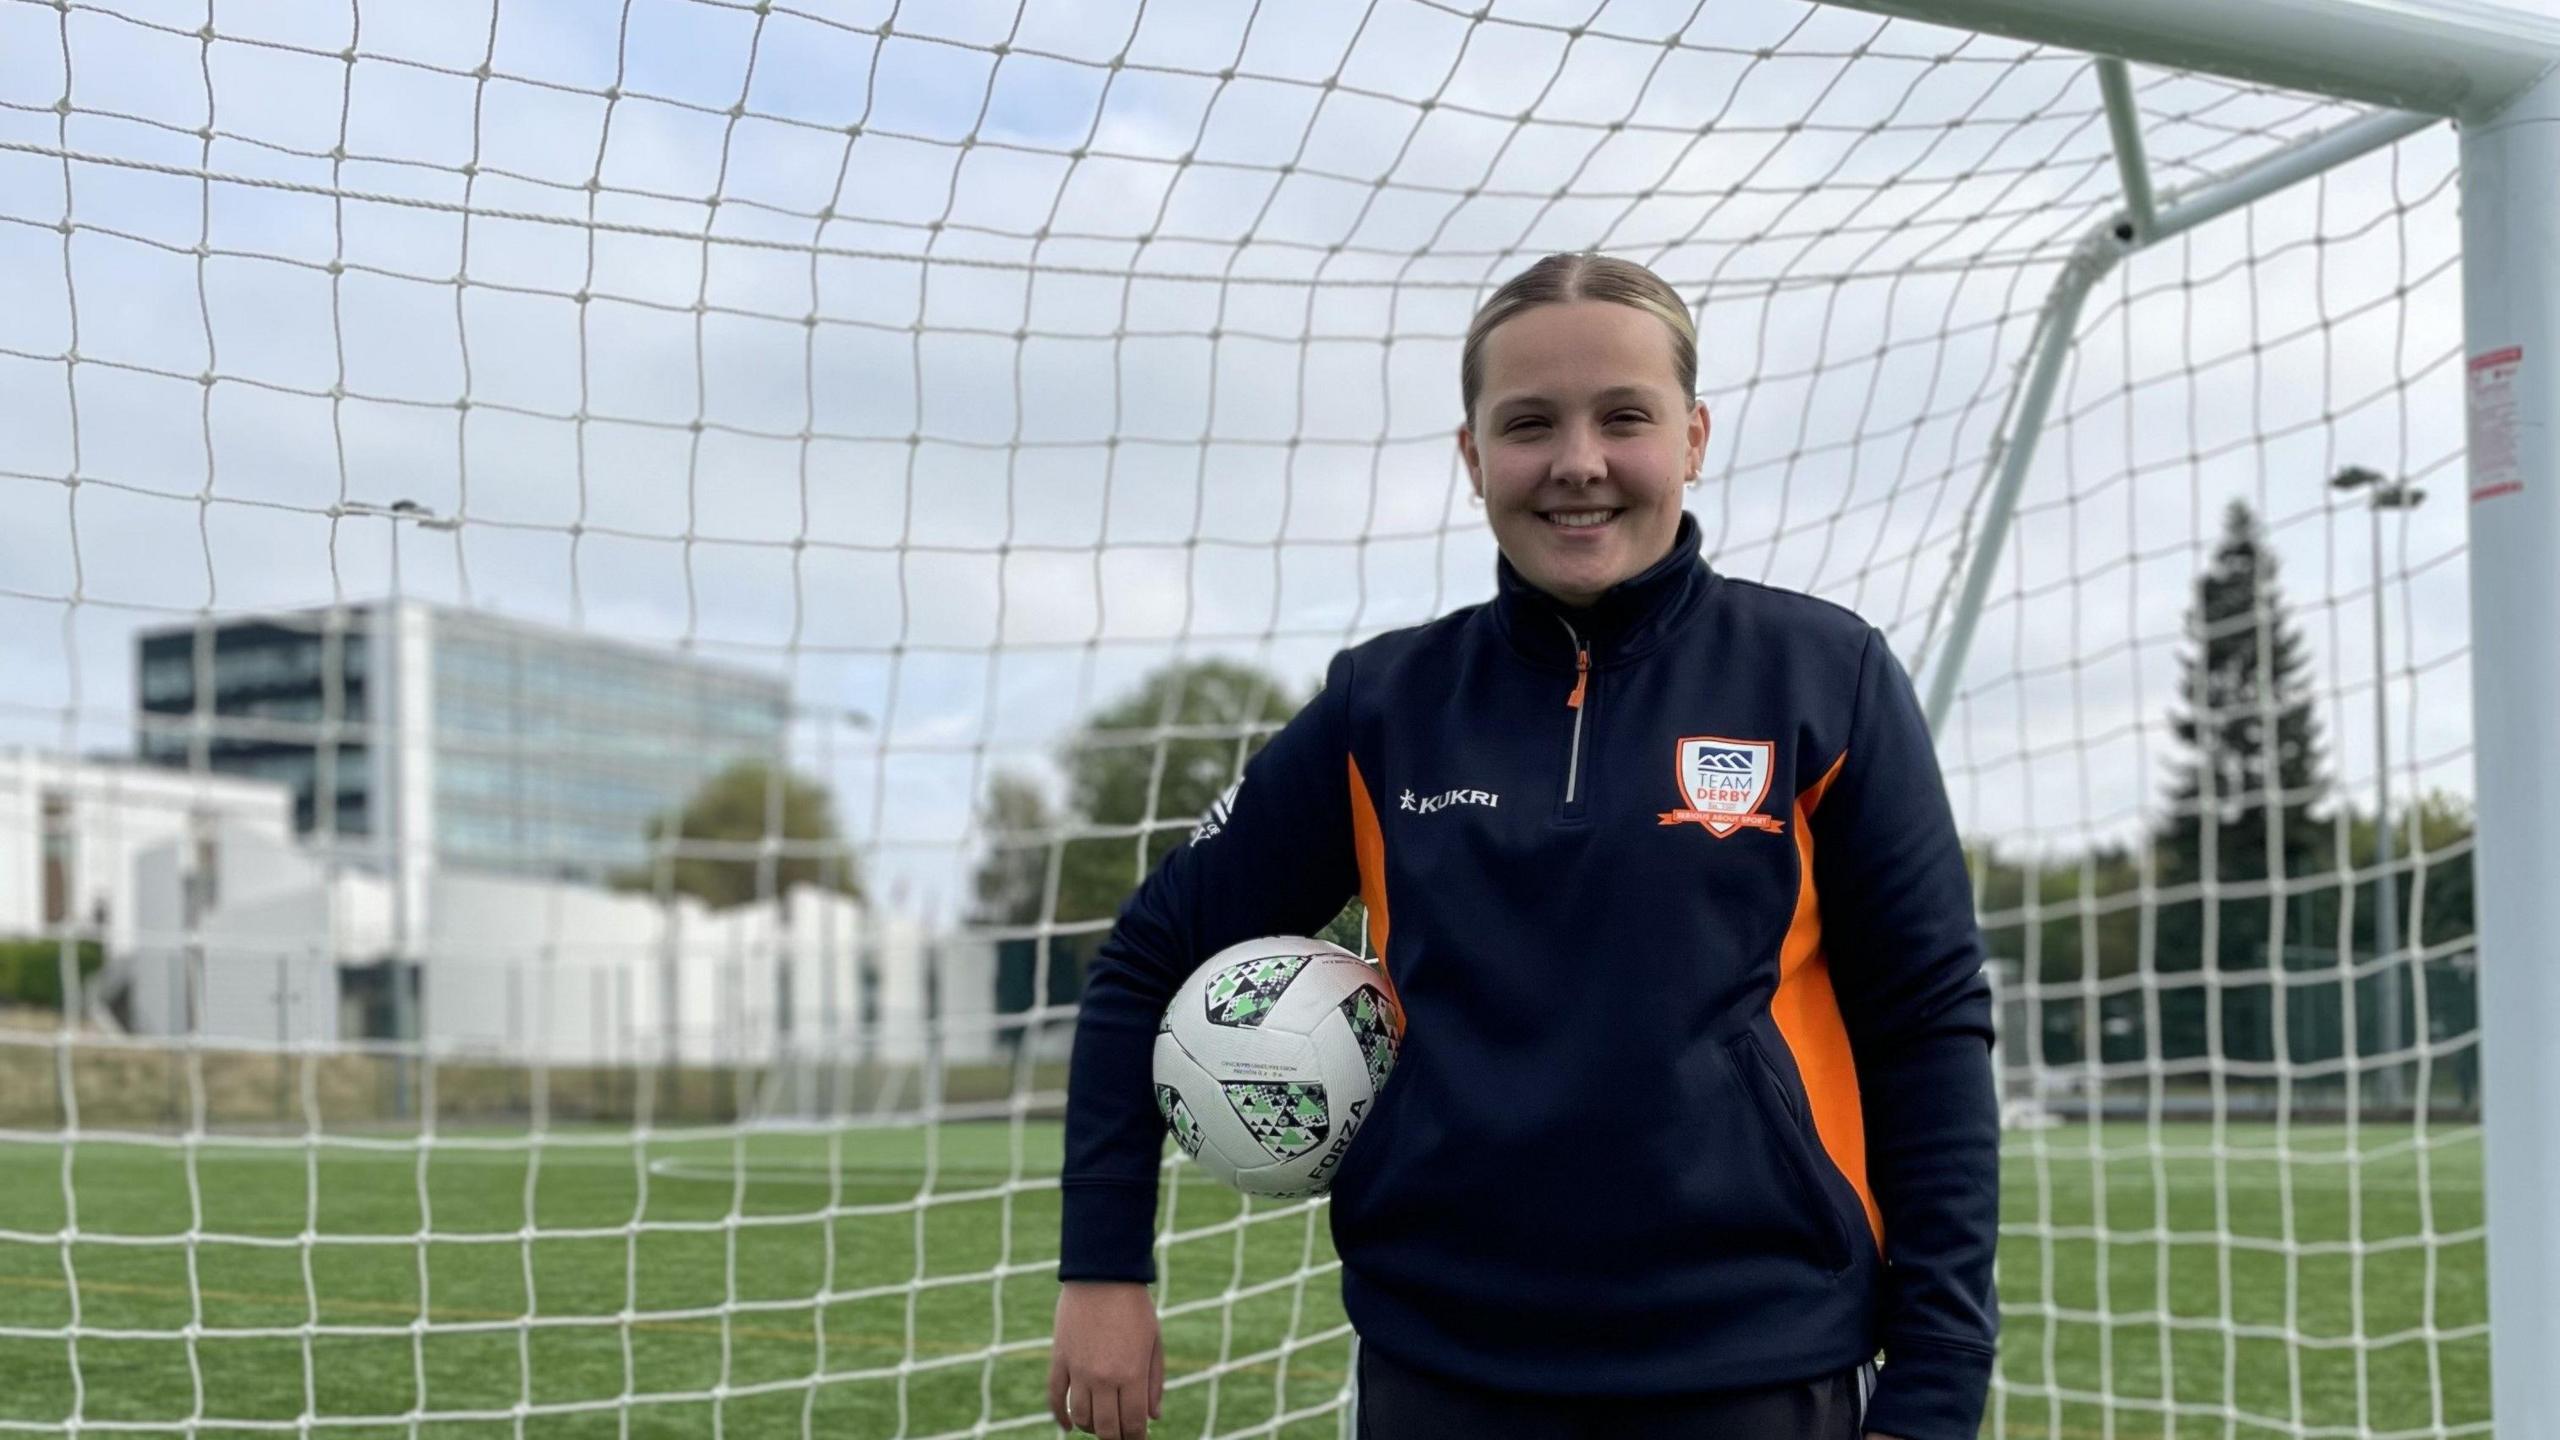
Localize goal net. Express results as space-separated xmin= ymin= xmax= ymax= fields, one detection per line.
xmin=0 ymin=0 xmax=2493 ymax=1436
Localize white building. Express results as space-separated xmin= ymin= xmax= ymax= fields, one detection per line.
xmin=0 ymin=749 xmax=295 ymax=961
xmin=7 ymin=602 xmax=1000 ymax=1080
xmin=119 ymin=815 xmax=993 ymax=1069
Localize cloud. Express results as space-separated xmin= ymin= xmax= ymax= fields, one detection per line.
xmin=0 ymin=0 xmax=2485 ymax=922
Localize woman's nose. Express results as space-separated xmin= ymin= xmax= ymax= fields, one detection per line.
xmin=1550 ymin=420 xmax=1605 ymax=484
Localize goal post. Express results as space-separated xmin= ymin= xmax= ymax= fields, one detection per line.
xmin=1827 ymin=0 xmax=2560 ymax=1430
xmin=2451 ymin=65 xmax=2560 ymax=1440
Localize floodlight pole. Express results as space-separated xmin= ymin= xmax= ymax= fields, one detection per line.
xmin=2364 ymin=489 xmax=2406 ymax=1114
xmin=344 ymin=498 xmax=454 ymax=1120
xmin=2333 ymin=466 xmax=2426 ymax=1111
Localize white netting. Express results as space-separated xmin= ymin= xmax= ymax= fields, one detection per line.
xmin=0 ymin=0 xmax=2485 ymax=1435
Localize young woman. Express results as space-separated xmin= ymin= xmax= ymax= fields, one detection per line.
xmin=1048 ymin=253 xmax=1998 ymax=1440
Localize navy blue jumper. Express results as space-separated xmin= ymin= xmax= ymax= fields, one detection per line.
xmin=1059 ymin=512 xmax=2000 ymax=1440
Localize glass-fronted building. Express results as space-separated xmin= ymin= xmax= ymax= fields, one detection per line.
xmin=136 ymin=615 xmax=374 ymax=839
xmin=136 ymin=604 xmax=790 ymax=884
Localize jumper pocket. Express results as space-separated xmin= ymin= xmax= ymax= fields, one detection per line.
xmin=1725 ymin=1026 xmax=1855 ymax=1276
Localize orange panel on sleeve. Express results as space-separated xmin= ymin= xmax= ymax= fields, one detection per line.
xmin=1770 ymin=749 xmax=1883 ymax=1255
xmin=1346 ymin=754 xmax=1401 ymax=1009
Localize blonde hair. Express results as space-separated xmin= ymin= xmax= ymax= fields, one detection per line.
xmin=1459 ymin=252 xmax=1698 ymax=429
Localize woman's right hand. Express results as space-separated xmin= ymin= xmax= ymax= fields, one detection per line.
xmin=1049 ymin=1280 xmax=1164 ymax=1439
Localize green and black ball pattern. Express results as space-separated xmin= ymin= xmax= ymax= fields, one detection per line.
xmin=1154 ymin=1083 xmax=1204 ymax=1158
xmin=1338 ymin=984 xmax=1401 ymax=1093
xmin=1202 ymin=954 xmax=1312 ymax=1028
xmin=1222 ymin=1081 xmax=1330 ymax=1161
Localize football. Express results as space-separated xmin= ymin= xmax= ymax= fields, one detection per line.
xmin=1152 ymin=936 xmax=1404 ymax=1199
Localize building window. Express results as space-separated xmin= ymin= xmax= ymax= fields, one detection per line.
xmin=141 ymin=656 xmax=197 ymax=705
xmin=40 ymin=793 xmax=72 ymax=927
xmin=189 ymin=828 xmax=221 ymax=916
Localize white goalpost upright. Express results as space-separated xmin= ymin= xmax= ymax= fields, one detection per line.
xmin=2451 ymin=54 xmax=2560 ymax=1440
xmin=1839 ymin=0 xmax=2560 ymax=1432
xmin=4 ymin=0 xmax=2557 ymax=1434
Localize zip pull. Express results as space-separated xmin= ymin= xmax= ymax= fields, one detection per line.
xmin=1566 ymin=645 xmax=1590 ymax=710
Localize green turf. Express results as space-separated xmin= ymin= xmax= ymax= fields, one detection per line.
xmin=0 ymin=1121 xmax=2491 ymax=1438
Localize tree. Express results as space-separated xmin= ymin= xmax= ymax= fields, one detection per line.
xmin=2339 ymin=790 xmax=2480 ymax=1105
xmin=1973 ymin=842 xmax=2149 ymax=985
xmin=970 ymin=658 xmax=1370 ymax=1021
xmin=0 ymin=938 xmax=104 ymax=1011
xmin=2152 ymin=499 xmax=2334 ymax=1059
xmin=1971 ymin=841 xmax=2149 ymax=1068
xmin=615 ymin=758 xmax=861 ymax=909
xmin=1052 ymin=658 xmax=1308 ymax=926
xmin=970 ymin=769 xmax=1089 ymax=1054
xmin=971 ymin=770 xmax=1058 ymax=929
xmin=2319 ymin=790 xmax=2473 ymax=958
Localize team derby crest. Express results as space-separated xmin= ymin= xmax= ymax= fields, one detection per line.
xmin=1660 ymin=736 xmax=1786 ymax=837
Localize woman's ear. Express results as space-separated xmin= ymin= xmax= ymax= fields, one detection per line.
xmin=1689 ymin=400 xmax=1711 ymax=477
xmin=1455 ymin=419 xmax=1483 ymax=500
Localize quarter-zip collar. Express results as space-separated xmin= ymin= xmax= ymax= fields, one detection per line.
xmin=1489 ymin=509 xmax=1714 ymax=671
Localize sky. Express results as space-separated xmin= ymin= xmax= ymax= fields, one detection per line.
xmin=0 ymin=0 xmax=2485 ymax=924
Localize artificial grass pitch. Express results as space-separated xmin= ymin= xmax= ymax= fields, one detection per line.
xmin=0 ymin=1120 xmax=2488 ymax=1438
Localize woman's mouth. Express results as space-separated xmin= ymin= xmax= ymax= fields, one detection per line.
xmin=1541 ymin=508 xmax=1622 ymax=531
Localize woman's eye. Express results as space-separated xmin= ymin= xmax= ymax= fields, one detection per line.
xmin=1610 ymin=412 xmax=1649 ymax=425
xmin=1506 ymin=418 xmax=1548 ymax=433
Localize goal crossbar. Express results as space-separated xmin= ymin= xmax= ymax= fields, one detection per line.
xmin=1821 ymin=0 xmax=2560 ymax=119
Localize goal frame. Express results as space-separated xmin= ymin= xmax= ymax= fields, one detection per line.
xmin=1835 ymin=1 xmax=2560 ymax=1431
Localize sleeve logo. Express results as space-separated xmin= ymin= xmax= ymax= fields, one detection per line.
xmin=1191 ymin=777 xmax=1243 ymax=844
xmin=1661 ymin=736 xmax=1785 ymax=837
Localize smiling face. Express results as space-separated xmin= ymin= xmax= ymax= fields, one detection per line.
xmin=1457 ymin=300 xmax=1709 ymax=608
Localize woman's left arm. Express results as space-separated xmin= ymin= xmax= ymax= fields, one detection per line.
xmin=1811 ymin=626 xmax=2001 ymax=1440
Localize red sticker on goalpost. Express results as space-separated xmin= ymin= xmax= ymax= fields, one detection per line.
xmin=2468 ymin=345 xmax=2524 ymax=503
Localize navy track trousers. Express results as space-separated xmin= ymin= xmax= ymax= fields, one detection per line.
xmin=1349 ymin=1334 xmax=1876 ymax=1440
